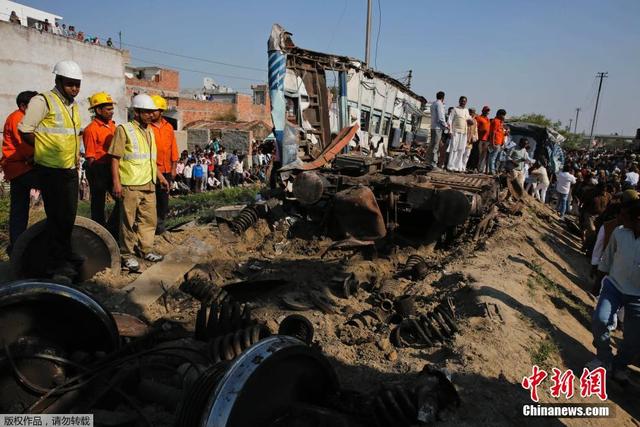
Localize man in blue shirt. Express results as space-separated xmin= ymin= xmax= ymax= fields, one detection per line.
xmin=192 ymin=161 xmax=204 ymax=193
xmin=428 ymin=91 xmax=449 ymax=169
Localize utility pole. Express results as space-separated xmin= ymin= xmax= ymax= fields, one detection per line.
xmin=574 ymin=108 xmax=580 ymax=134
xmin=407 ymin=70 xmax=412 ymax=89
xmin=589 ymin=72 xmax=608 ymax=140
xmin=364 ymin=0 xmax=372 ymax=65
xmin=568 ymin=118 xmax=573 ymax=132
xmin=118 ymin=31 xmax=122 ymax=49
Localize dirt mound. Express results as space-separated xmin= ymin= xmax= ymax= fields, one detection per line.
xmin=83 ymin=196 xmax=639 ymax=425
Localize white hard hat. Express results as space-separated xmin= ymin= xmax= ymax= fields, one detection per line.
xmin=53 ymin=60 xmax=83 ymax=80
xmin=131 ymin=94 xmax=157 ymax=110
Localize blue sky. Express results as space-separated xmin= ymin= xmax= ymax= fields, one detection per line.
xmin=23 ymin=0 xmax=640 ymax=135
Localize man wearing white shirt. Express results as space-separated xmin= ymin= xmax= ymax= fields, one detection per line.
xmin=446 ymin=96 xmax=474 ymax=172
xmin=555 ymin=165 xmax=577 ymax=218
xmin=625 ymin=165 xmax=638 ymax=187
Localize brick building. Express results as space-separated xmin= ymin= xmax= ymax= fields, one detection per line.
xmin=124 ymin=66 xmax=271 ymax=131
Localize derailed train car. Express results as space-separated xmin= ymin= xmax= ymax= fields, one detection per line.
xmin=267 ymin=24 xmax=499 ymax=243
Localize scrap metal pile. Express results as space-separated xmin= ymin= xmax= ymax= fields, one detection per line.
xmin=285 ymin=153 xmax=501 ymax=246
xmin=0 ymin=279 xmax=461 ymax=426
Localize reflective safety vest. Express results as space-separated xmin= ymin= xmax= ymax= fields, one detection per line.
xmin=119 ymin=122 xmax=157 ymax=186
xmin=34 ymin=91 xmax=81 ymax=169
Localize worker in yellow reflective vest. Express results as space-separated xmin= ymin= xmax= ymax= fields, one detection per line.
xmin=109 ymin=94 xmax=169 ymax=272
xmin=18 ymin=60 xmax=83 ymax=281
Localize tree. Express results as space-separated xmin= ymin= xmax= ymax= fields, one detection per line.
xmin=509 ymin=113 xmax=587 ymax=150
xmin=508 ymin=113 xmax=562 ymax=130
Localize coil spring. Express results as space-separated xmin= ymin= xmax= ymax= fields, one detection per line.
xmin=175 ymin=362 xmax=229 ymax=427
xmin=278 ymin=314 xmax=314 ymax=344
xmin=195 ymin=300 xmax=254 ymax=341
xmin=180 ymin=276 xmax=229 ymax=305
xmin=208 ymin=324 xmax=271 ymax=363
xmin=346 ymin=310 xmax=383 ymax=328
xmin=230 ymin=206 xmax=259 ymax=234
xmin=372 ymin=386 xmax=418 ymax=427
xmin=391 ymin=301 xmax=457 ymax=347
xmin=401 ymin=255 xmax=429 ymax=281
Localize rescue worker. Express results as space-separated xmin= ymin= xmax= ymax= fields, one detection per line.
xmin=18 ymin=60 xmax=83 ymax=280
xmin=2 ymin=90 xmax=38 ymax=254
xmin=150 ymin=95 xmax=178 ymax=234
xmin=109 ymin=94 xmax=169 ymax=272
xmin=83 ymin=92 xmax=119 ymax=234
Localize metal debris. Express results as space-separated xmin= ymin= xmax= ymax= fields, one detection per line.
xmin=230 ymin=205 xmax=260 ymax=234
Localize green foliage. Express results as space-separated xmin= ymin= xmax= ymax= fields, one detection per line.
xmin=530 ymin=338 xmax=559 ymax=369
xmin=510 ymin=113 xmax=562 ymax=130
xmin=167 ymin=186 xmax=260 ymax=227
xmin=509 ymin=113 xmax=588 ymax=151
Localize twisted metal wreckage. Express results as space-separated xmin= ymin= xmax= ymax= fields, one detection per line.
xmin=0 ymin=279 xmax=461 ymax=426
xmin=267 ymin=23 xmax=501 ymax=245
xmin=0 ymin=24 xmax=522 ymax=426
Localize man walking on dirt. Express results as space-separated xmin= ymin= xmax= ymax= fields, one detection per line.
xmin=589 ymin=199 xmax=640 ymax=385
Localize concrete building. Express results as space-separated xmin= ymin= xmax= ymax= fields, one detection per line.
xmin=0 ymin=20 xmax=128 ymax=128
xmin=0 ymin=0 xmax=61 ymax=28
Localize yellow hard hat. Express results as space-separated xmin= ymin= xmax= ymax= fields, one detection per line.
xmin=88 ymin=92 xmax=115 ymax=110
xmin=151 ymin=94 xmax=167 ymax=110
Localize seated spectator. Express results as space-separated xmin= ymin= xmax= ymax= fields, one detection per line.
xmin=77 ymin=31 xmax=85 ymax=41
xmin=106 ymin=37 xmax=114 ymax=47
xmin=43 ymin=19 xmax=51 ymax=33
xmin=68 ymin=26 xmax=77 ymax=37
xmin=207 ymin=174 xmax=221 ymax=190
xmin=9 ymin=11 xmax=21 ymax=24
xmin=53 ymin=22 xmax=62 ymax=35
xmin=62 ymin=24 xmax=69 ymax=37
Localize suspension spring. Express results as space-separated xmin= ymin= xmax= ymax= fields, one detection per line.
xmin=195 ymin=301 xmax=254 ymax=341
xmin=391 ymin=300 xmax=457 ymax=348
xmin=346 ymin=310 xmax=383 ymax=328
xmin=207 ymin=325 xmax=271 ymax=363
xmin=401 ymin=255 xmax=429 ymax=281
xmin=230 ymin=206 xmax=260 ymax=234
xmin=180 ymin=276 xmax=229 ymax=305
xmin=278 ymin=314 xmax=314 ymax=345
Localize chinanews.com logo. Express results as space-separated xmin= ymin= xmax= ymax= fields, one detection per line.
xmin=520 ymin=365 xmax=614 ymax=418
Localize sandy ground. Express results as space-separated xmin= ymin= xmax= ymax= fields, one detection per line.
xmin=26 ymin=195 xmax=640 ymax=426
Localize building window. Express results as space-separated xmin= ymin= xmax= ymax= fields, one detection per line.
xmin=360 ymin=109 xmax=371 ymax=132
xmin=371 ymin=111 xmax=382 ymax=134
xmin=382 ymin=116 xmax=391 ymax=136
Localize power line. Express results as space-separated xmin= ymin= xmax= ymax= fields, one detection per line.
xmin=130 ymin=57 xmax=266 ymax=83
xmin=374 ymin=0 xmax=382 ymax=69
xmin=122 ymin=41 xmax=267 ymax=73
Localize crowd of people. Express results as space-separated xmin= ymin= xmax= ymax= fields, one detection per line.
xmin=1 ymin=58 xmax=273 ymax=282
xmin=8 ymin=10 xmax=114 ymax=47
xmin=170 ymin=139 xmax=272 ymax=194
xmin=572 ymin=151 xmax=639 ymax=386
xmin=0 ymin=60 xmax=181 ymax=281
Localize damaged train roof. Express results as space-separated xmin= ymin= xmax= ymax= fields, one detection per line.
xmin=268 ymin=23 xmax=427 ymax=104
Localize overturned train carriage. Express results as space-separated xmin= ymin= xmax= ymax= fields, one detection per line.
xmin=268 ymin=24 xmax=499 ymax=242
xmin=293 ymin=158 xmax=499 ymax=241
